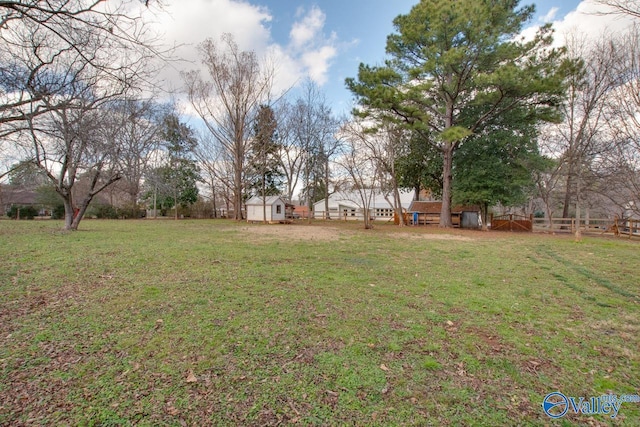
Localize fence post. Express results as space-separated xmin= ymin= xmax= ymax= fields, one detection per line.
xmin=571 ymin=218 xmax=574 ymax=234
xmin=509 ymin=214 xmax=513 ymax=231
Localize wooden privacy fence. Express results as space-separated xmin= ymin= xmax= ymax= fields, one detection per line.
xmin=491 ymin=214 xmax=533 ymax=232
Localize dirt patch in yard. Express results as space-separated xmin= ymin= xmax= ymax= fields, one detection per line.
xmin=238 ymin=222 xmax=482 ymax=243
xmin=391 ymin=231 xmax=475 ymax=242
xmin=238 ymin=224 xmax=351 ymax=242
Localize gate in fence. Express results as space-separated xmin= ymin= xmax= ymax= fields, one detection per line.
xmin=490 ymin=214 xmax=533 ymax=232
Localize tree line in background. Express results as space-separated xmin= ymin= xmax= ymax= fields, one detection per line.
xmin=1 ymin=0 xmax=639 ymax=231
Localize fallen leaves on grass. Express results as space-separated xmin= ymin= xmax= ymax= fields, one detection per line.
xmin=186 ymin=371 xmax=198 ymax=383
xmin=166 ymin=404 xmax=180 ymax=416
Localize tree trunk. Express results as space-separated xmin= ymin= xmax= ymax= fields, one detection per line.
xmin=481 ymin=201 xmax=489 ymax=231
xmin=70 ymin=195 xmax=95 ymax=231
xmin=307 ymin=178 xmax=313 ymax=224
xmin=543 ymin=192 xmax=553 ymax=228
xmin=562 ymin=161 xmax=575 ymax=219
xmin=363 ymin=207 xmax=373 ymax=229
xmin=234 ymin=163 xmax=243 ymax=220
xmin=211 ymin=180 xmax=217 ymax=219
xmin=324 ymin=155 xmax=330 ymax=219
xmin=61 ymin=192 xmax=75 ymax=230
xmin=262 ymin=174 xmax=267 ymax=222
xmin=174 ymin=188 xmax=178 ymax=220
xmin=393 ymin=182 xmax=405 ymax=226
xmin=439 ymin=145 xmax=454 ymax=227
xmin=153 ymin=185 xmax=158 ymax=219
xmin=574 ymin=167 xmax=582 ymax=241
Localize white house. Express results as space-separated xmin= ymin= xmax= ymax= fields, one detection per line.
xmin=246 ymin=196 xmax=287 ymax=223
xmin=313 ymin=189 xmax=415 ymax=220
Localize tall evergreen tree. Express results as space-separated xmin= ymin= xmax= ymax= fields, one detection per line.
xmin=453 ymin=107 xmax=550 ymax=228
xmin=346 ymin=0 xmax=565 ymax=227
xmin=146 ymin=114 xmax=200 ymax=219
xmin=395 ymin=132 xmax=443 ymax=200
xmin=247 ymin=104 xmax=283 ymax=221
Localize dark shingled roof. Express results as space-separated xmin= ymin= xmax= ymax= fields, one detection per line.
xmin=0 ymin=187 xmax=38 ymax=206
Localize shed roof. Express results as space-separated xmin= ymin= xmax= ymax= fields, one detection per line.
xmin=245 ymin=195 xmax=284 ymax=206
xmin=314 ymin=189 xmax=415 ymax=210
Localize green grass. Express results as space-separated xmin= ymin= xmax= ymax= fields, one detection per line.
xmin=0 ymin=219 xmax=638 ymax=426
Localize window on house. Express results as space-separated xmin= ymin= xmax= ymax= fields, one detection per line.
xmin=276 ymin=204 xmax=282 ymax=214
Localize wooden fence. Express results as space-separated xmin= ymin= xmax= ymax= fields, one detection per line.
xmin=532 ymin=217 xmax=640 ymax=239
xmin=618 ymin=219 xmax=640 ymax=239
xmin=491 ymin=214 xmax=533 ymax=232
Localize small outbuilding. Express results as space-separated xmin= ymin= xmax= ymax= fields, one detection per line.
xmin=408 ymin=201 xmax=481 ymax=229
xmin=245 ymin=196 xmax=287 ymax=223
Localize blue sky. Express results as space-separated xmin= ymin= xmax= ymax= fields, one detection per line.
xmin=148 ymin=0 xmax=631 ymax=115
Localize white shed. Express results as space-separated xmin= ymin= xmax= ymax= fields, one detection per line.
xmin=246 ymin=196 xmax=287 ymax=223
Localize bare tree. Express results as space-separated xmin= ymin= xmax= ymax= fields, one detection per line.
xmin=368 ymin=124 xmax=410 ymax=226
xmin=601 ymin=24 xmax=640 ymax=217
xmin=337 ymin=119 xmax=384 ymax=230
xmin=540 ymin=33 xmax=621 ymax=237
xmin=0 ymin=0 xmax=161 ymax=135
xmin=532 ymin=136 xmax=563 ymax=226
xmin=23 ymin=91 xmax=123 ymax=230
xmin=273 ymin=100 xmax=304 ymax=202
xmin=608 ymin=26 xmax=640 ymax=153
xmin=2 ymin=0 xmax=165 ymax=229
xmin=342 ymin=118 xmax=410 ymax=226
xmin=184 ymin=33 xmax=274 ymax=220
xmin=105 ymin=98 xmax=165 ymax=214
xmin=193 ymin=131 xmax=235 ymax=218
xmin=289 ymin=80 xmax=342 ymax=220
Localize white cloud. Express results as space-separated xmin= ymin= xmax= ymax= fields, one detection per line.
xmin=553 ymin=0 xmax=636 ymax=43
xmin=301 ymin=45 xmax=338 ymax=85
xmin=141 ymin=0 xmax=275 ymax=96
xmin=159 ymin=0 xmax=272 ymax=52
xmin=289 ymin=6 xmax=326 ymax=49
xmin=264 ymin=44 xmax=305 ymax=96
xmin=286 ymin=6 xmax=338 ymax=86
xmin=540 ymin=7 xmax=559 ymax=23
xmin=524 ymin=0 xmax=637 ymax=47
xmin=141 ymin=1 xmax=339 ymax=101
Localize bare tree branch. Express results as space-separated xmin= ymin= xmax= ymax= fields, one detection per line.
xmin=184 ymin=33 xmax=274 ymax=220
xmin=593 ymin=0 xmax=640 ymax=19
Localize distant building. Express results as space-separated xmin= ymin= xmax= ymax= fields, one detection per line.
xmin=408 ymin=201 xmax=481 ymax=229
xmin=0 ymin=186 xmax=39 ymax=216
xmin=245 ymin=196 xmax=287 ymax=223
xmin=313 ymin=189 xmax=415 ymax=220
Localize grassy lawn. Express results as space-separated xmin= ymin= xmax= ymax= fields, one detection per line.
xmin=0 ymin=219 xmax=638 ymax=426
